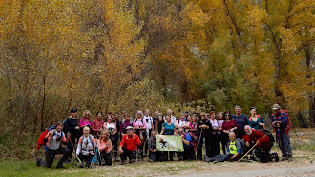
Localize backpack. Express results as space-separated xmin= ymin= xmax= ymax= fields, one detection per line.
xmin=272 ymin=110 xmax=293 ymax=132
xmin=36 ymin=125 xmax=55 ymax=150
xmin=80 ymin=134 xmax=93 ymax=151
xmin=184 ymin=132 xmax=197 ymax=150
xmin=134 ymin=118 xmax=144 ymax=126
xmin=249 ymin=115 xmax=265 ymax=129
xmin=255 ymin=129 xmax=275 ymax=145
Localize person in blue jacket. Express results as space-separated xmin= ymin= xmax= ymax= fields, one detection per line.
xmin=232 ymin=105 xmax=250 ymax=138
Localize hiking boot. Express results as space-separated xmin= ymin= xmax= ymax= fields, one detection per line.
xmin=149 ymin=159 xmax=154 ymax=162
xmin=178 ymin=156 xmax=183 ymax=161
xmin=130 ymin=159 xmax=136 ymax=163
xmin=78 ymin=163 xmax=84 ymax=168
xmin=274 ymin=153 xmax=279 ymax=162
xmin=36 ymin=157 xmax=41 ymax=167
xmin=56 ymin=164 xmax=65 ymax=169
xmin=120 ymin=160 xmax=127 ymax=165
xmin=281 ymin=156 xmax=288 ymax=161
xmin=288 ymin=157 xmax=293 ymax=162
xmin=240 ymin=156 xmax=249 ymax=162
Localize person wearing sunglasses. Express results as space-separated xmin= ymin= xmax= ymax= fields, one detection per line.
xmin=177 ymin=127 xmax=195 ymax=161
xmin=222 ymin=111 xmax=239 ymax=153
xmin=118 ymin=126 xmax=143 ymax=164
xmin=197 ymin=112 xmax=213 ymax=160
xmin=79 ymin=110 xmax=92 ymax=136
xmin=133 ymin=110 xmax=147 ymax=160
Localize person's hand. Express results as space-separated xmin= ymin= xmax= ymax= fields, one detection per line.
xmin=140 ymin=135 xmax=144 ymax=141
xmin=230 ymin=128 xmax=234 ymax=132
xmin=119 ymin=148 xmax=124 ymax=154
xmin=256 ymin=140 xmax=260 ymax=144
xmin=75 ymin=126 xmax=80 ymax=130
xmin=49 ymin=130 xmax=53 ymax=135
xmin=106 ymin=142 xmax=111 ymax=147
xmin=180 ymin=135 xmax=184 ymax=139
xmin=246 ymin=141 xmax=250 ymax=147
xmin=277 ymin=123 xmax=280 ymax=127
xmin=152 ymin=149 xmax=157 ymax=152
xmin=67 ymin=132 xmax=71 ymax=139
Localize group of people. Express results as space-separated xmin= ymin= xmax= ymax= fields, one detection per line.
xmin=36 ymin=103 xmax=293 ymax=169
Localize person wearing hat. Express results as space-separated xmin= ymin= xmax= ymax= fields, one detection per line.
xmin=118 ymin=126 xmax=143 ymax=164
xmin=197 ymin=112 xmax=213 ymax=160
xmin=271 ymin=104 xmax=293 ymax=161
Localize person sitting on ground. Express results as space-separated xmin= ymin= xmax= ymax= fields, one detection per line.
xmin=118 ymin=126 xmax=143 ymax=164
xmin=97 ymin=130 xmax=112 ymax=166
xmin=148 ymin=131 xmax=162 ymax=162
xmin=243 ymin=125 xmax=279 ymax=163
xmin=45 ymin=122 xmax=71 ymax=169
xmin=76 ymin=126 xmax=96 ymax=168
xmin=177 ymin=127 xmax=195 ymax=161
xmin=205 ymin=132 xmax=242 ymax=163
xmin=91 ymin=111 xmax=104 ymax=137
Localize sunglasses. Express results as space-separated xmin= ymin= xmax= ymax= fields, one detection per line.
xmin=85 ymin=114 xmax=90 ymax=116
xmin=127 ymin=129 xmax=133 ymax=132
xmin=225 ymin=115 xmax=230 ymax=117
xmin=179 ymin=131 xmax=183 ymax=133
xmin=201 ymin=115 xmax=205 ymax=117
xmin=137 ymin=113 xmax=142 ymax=116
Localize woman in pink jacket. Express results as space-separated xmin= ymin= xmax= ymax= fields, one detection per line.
xmin=97 ymin=130 xmax=113 ymax=166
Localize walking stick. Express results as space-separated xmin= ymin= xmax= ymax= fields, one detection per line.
xmin=238 ymin=141 xmax=259 ymax=162
xmin=194 ymin=129 xmax=203 ymax=159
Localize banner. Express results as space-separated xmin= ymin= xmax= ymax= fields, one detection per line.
xmin=156 ymin=135 xmax=184 ymax=152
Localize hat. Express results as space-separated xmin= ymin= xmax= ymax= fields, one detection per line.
xmin=126 ymin=126 xmax=133 ymax=130
xmin=206 ymin=113 xmax=210 ymax=116
xmin=184 ymin=111 xmax=189 ymax=113
xmin=158 ymin=113 xmax=163 ymax=117
xmin=272 ymin=104 xmax=281 ymax=110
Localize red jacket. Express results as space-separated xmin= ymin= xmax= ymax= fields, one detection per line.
xmin=119 ymin=133 xmax=141 ymax=151
xmin=243 ymin=129 xmax=270 ymax=149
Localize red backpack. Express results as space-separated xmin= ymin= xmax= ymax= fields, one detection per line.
xmin=249 ymin=115 xmax=265 ymax=129
xmin=272 ymin=110 xmax=293 ymax=133
xmin=184 ymin=132 xmax=197 ymax=151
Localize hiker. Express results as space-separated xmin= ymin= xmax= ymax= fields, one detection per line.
xmin=63 ymin=108 xmax=80 ymax=160
xmin=221 ymin=111 xmax=239 ymax=154
xmin=36 ymin=125 xmax=56 ymax=167
xmin=243 ymin=125 xmax=279 ymax=163
xmin=155 ymin=113 xmax=164 ymax=134
xmin=271 ymin=104 xmax=293 ymax=161
xmin=197 ymin=112 xmax=213 ymax=160
xmin=133 ymin=110 xmax=147 ymax=160
xmin=217 ymin=112 xmax=226 ymax=154
xmin=209 ymin=111 xmax=220 ymax=157
xmin=144 ymin=109 xmax=154 ymax=157
xmin=120 ymin=114 xmax=134 ymax=137
xmin=148 ymin=131 xmax=162 ymax=162
xmin=91 ymin=111 xmax=104 ymax=137
xmin=97 ymin=130 xmax=112 ymax=166
xmin=177 ymin=127 xmax=195 ymax=161
xmin=232 ymin=105 xmax=249 ymax=138
xmin=175 ymin=114 xmax=187 ymax=130
xmin=113 ymin=112 xmax=120 ymax=161
xmin=160 ymin=115 xmax=177 ymax=161
xmin=118 ymin=126 xmax=143 ymax=164
xmin=186 ymin=114 xmax=192 ymax=124
xmin=163 ymin=109 xmax=177 ymax=124
xmin=103 ymin=114 xmax=118 ymax=161
xmin=76 ymin=126 xmax=96 ymax=168
xmin=188 ymin=114 xmax=198 ymax=136
xmin=45 ymin=122 xmax=71 ymax=169
xmin=80 ymin=110 xmax=92 ymax=135
xmin=206 ymin=132 xmax=242 ymax=163
xmin=248 ymin=107 xmax=265 ymax=129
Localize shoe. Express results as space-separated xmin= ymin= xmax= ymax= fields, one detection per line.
xmin=274 ymin=153 xmax=279 ymax=162
xmin=149 ymin=159 xmax=154 ymax=162
xmin=78 ymin=163 xmax=84 ymax=168
xmin=56 ymin=164 xmax=65 ymax=169
xmin=288 ymin=157 xmax=293 ymax=162
xmin=120 ymin=160 xmax=126 ymax=165
xmin=178 ymin=156 xmax=183 ymax=161
xmin=197 ymin=157 xmax=202 ymax=161
xmin=281 ymin=156 xmax=288 ymax=161
xmin=130 ymin=159 xmax=136 ymax=163
xmin=240 ymin=156 xmax=249 ymax=162
xmin=36 ymin=157 xmax=41 ymax=167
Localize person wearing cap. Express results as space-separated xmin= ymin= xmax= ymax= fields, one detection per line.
xmin=231 ymin=105 xmax=250 ymax=138
xmin=197 ymin=112 xmax=213 ymax=160
xmin=63 ymin=108 xmax=80 ymax=161
xmin=118 ymin=126 xmax=143 ymax=164
xmin=271 ymin=104 xmax=293 ymax=161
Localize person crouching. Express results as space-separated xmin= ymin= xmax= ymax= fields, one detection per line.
xmin=118 ymin=126 xmax=143 ymax=164
xmin=45 ymin=122 xmax=71 ymax=169
xmin=97 ymin=130 xmax=113 ymax=166
xmin=76 ymin=126 xmax=96 ymax=168
xmin=177 ymin=127 xmax=195 ymax=161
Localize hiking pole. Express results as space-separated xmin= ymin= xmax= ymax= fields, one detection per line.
xmin=194 ymin=129 xmax=203 ymax=159
xmin=238 ymin=141 xmax=259 ymax=162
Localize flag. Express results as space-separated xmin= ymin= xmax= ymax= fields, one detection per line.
xmin=156 ymin=135 xmax=184 ymax=152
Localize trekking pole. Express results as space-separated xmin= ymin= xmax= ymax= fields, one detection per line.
xmin=194 ymin=129 xmax=203 ymax=159
xmin=238 ymin=141 xmax=259 ymax=162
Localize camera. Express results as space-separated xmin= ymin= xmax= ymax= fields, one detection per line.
xmin=56 ymin=136 xmax=62 ymax=142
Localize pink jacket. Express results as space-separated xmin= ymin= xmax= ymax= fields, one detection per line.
xmin=97 ymin=139 xmax=112 ymax=153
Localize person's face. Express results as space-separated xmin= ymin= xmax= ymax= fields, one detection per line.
xmin=210 ymin=113 xmax=216 ymax=119
xmin=244 ymin=127 xmax=251 ymax=134
xmin=137 ymin=113 xmax=143 ymax=119
xmin=192 ymin=116 xmax=196 ymax=122
xmin=201 ymin=114 xmax=206 ymax=120
xmin=101 ymin=132 xmax=107 ymax=139
xmin=127 ymin=129 xmax=133 ymax=135
xmin=158 ymin=116 xmax=163 ymax=121
xmin=218 ymin=113 xmax=223 ymax=120
xmin=83 ymin=129 xmax=90 ymax=135
xmin=274 ymin=109 xmax=280 ymax=114
xmin=97 ymin=113 xmax=102 ymax=119
xmin=56 ymin=124 xmax=63 ymax=132
xmin=85 ymin=112 xmax=91 ymax=118
xmin=178 ymin=128 xmax=184 ymax=135
xmin=167 ymin=110 xmax=172 ymax=116
xmin=184 ymin=113 xmax=188 ymax=117
xmin=235 ymin=108 xmax=241 ymax=114
xmin=107 ymin=116 xmax=112 ymax=122
xmin=71 ymin=112 xmax=77 ymax=117
xmin=155 ymin=111 xmax=159 ymax=117
xmin=225 ymin=113 xmax=231 ymax=120
xmin=180 ymin=115 xmax=184 ymax=120
xmin=251 ymin=109 xmax=257 ymax=116
xmin=125 ymin=116 xmax=130 ymax=121
xmin=114 ymin=114 xmax=119 ymax=120
xmin=145 ymin=111 xmax=149 ymax=116
xmin=166 ymin=116 xmax=171 ymax=122
xmin=229 ymin=134 xmax=236 ymax=142
xmin=152 ymin=132 xmax=156 ymax=138
xmin=187 ymin=115 xmax=191 ymax=121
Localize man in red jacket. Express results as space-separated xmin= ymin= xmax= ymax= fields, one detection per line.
xmin=118 ymin=126 xmax=143 ymax=164
xmin=244 ymin=125 xmax=279 ymax=163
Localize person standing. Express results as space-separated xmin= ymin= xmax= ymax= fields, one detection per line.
xmin=160 ymin=115 xmax=177 ymax=161
xmin=271 ymin=104 xmax=293 ymax=161
xmin=163 ymin=109 xmax=177 ymax=124
xmin=231 ymin=105 xmax=249 ymax=138
xmin=63 ymin=108 xmax=80 ymax=161
xmin=248 ymin=107 xmax=265 ymax=129
xmin=91 ymin=112 xmax=104 ymax=137
xmin=144 ymin=109 xmax=154 ymax=157
xmin=197 ymin=112 xmax=213 ymax=160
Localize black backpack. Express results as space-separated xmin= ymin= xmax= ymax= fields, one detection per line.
xmin=256 ymin=129 xmax=275 ymax=144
